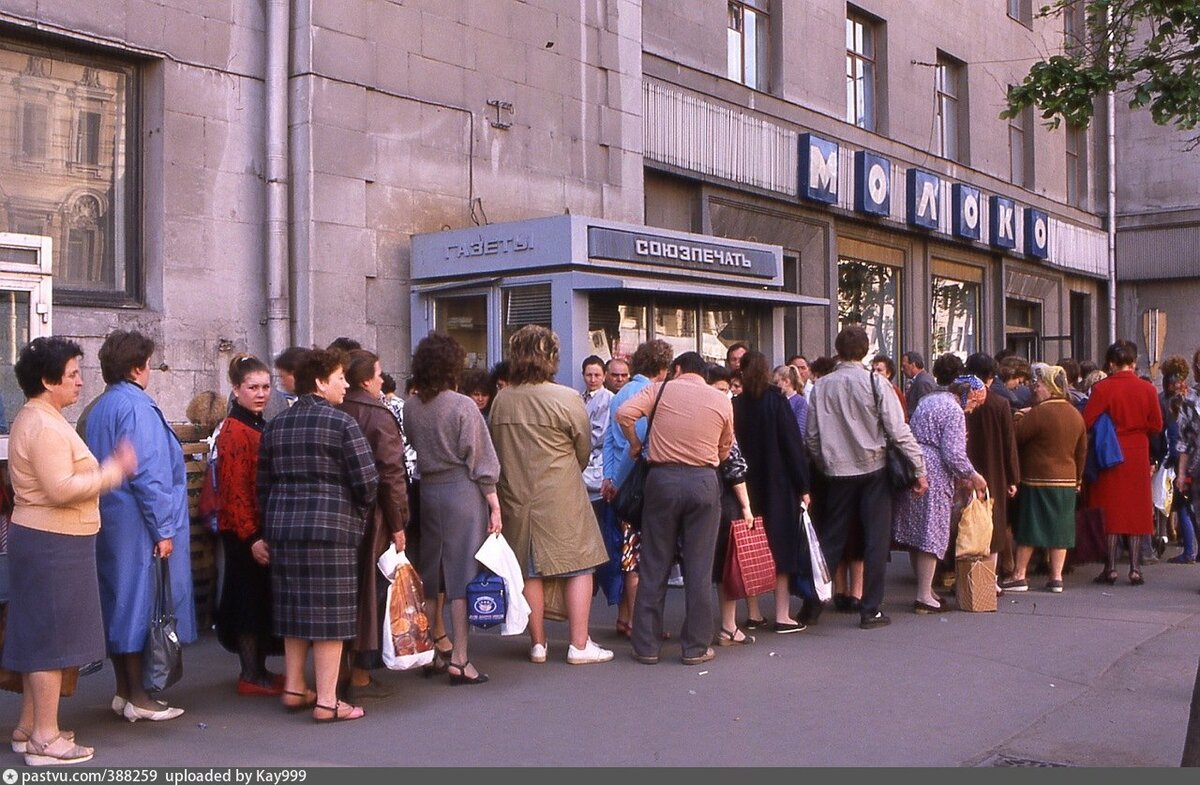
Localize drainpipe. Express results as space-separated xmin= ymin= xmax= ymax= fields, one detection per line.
xmin=1105 ymin=5 xmax=1118 ymax=345
xmin=264 ymin=0 xmax=292 ymax=360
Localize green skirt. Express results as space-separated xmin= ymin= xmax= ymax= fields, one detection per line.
xmin=1016 ymin=484 xmax=1077 ymax=549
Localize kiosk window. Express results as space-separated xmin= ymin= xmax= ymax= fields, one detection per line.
xmin=501 ymin=284 xmax=552 ymax=357
xmin=587 ymin=293 xmax=647 ymax=361
xmin=701 ymin=304 xmax=761 ymax=365
xmin=654 ymin=299 xmax=698 ymax=361
xmin=838 ymin=258 xmax=898 ymax=362
xmin=435 ymin=295 xmax=488 ymax=369
xmin=0 ymin=291 xmax=31 ymax=434
xmin=930 ymin=277 xmax=979 ymax=360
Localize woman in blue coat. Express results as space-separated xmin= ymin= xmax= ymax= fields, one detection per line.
xmin=84 ymin=330 xmax=196 ymax=723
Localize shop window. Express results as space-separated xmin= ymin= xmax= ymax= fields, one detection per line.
xmin=0 ymin=289 xmax=32 ymax=432
xmin=727 ymin=1 xmax=769 ymax=91
xmin=0 ymin=39 xmax=139 ymax=304
xmin=1070 ymin=291 xmax=1091 ymax=361
xmin=838 ymin=258 xmax=898 ymax=363
xmin=935 ymin=53 xmax=966 ymax=163
xmin=782 ymin=254 xmax=800 ymax=360
xmin=1005 ymin=297 xmax=1042 ymax=360
xmin=500 ymin=284 xmax=552 ymax=358
xmin=846 ymin=10 xmax=880 ymax=132
xmin=653 ymin=298 xmax=698 ymax=361
xmin=435 ymin=295 xmax=489 ymax=369
xmin=587 ymin=293 xmax=648 ymax=361
xmin=701 ymin=303 xmax=761 ymax=366
xmin=930 ymin=277 xmax=980 ymax=360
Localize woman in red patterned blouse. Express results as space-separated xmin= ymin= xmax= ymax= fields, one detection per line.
xmin=214 ymin=354 xmax=283 ymax=696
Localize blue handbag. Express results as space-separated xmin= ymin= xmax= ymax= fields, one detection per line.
xmin=466 ymin=570 xmax=506 ymax=629
xmin=1084 ymin=412 xmax=1124 ymax=483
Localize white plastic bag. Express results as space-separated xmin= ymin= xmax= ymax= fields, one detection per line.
xmin=802 ymin=507 xmax=833 ymax=603
xmin=377 ymin=545 xmax=435 ymax=671
xmin=1152 ymin=462 xmax=1175 ymax=516
xmin=473 ymin=533 xmax=531 ymax=636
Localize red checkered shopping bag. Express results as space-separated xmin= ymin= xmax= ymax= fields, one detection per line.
xmin=722 ymin=517 xmax=775 ymax=599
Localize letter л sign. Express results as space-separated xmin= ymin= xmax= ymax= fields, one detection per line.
xmin=1024 ymin=208 xmax=1049 ymax=258
xmin=854 ymin=150 xmax=890 ymax=216
xmin=798 ymin=133 xmax=839 ymax=204
xmin=989 ymin=195 xmax=1017 ymax=250
xmin=906 ymin=169 xmax=940 ymax=230
xmin=952 ymin=184 xmax=981 ymax=241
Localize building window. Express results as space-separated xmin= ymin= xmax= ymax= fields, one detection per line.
xmin=1008 ymin=102 xmax=1034 ymax=188
xmin=0 ymin=39 xmax=139 ymax=304
xmin=935 ymin=53 xmax=965 ymax=162
xmin=930 ymin=277 xmax=980 ymax=360
xmin=1008 ymin=0 xmax=1033 ymax=26
xmin=1065 ymin=124 xmax=1086 ymax=208
xmin=727 ymin=1 xmax=769 ymax=90
xmin=1063 ymin=0 xmax=1086 ymax=52
xmin=1005 ymin=297 xmax=1042 ymax=360
xmin=846 ymin=11 xmax=878 ymax=131
xmin=838 ymin=258 xmax=898 ymax=363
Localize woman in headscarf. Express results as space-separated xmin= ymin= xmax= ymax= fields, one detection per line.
xmin=1000 ymin=364 xmax=1088 ymax=593
xmin=893 ymin=370 xmax=988 ymax=613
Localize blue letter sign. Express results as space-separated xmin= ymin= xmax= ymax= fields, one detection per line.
xmin=854 ymin=151 xmax=890 ymax=216
xmin=952 ymin=184 xmax=981 ymax=241
xmin=906 ymin=169 xmax=940 ymax=230
xmin=989 ymin=195 xmax=1017 ymax=250
xmin=798 ymin=133 xmax=839 ymax=204
xmin=1024 ymin=208 xmax=1049 ymax=259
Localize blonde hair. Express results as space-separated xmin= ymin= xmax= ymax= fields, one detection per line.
xmin=1081 ymin=369 xmax=1108 ymax=393
xmin=508 ymin=325 xmax=559 ymax=385
xmin=773 ymin=364 xmax=803 ymax=394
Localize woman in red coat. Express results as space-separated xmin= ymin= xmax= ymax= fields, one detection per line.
xmin=1083 ymin=340 xmax=1163 ymax=586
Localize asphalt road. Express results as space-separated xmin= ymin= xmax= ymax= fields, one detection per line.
xmin=3 ymin=553 xmax=1198 ymax=768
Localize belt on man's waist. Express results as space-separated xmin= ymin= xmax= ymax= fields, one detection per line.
xmin=648 ymin=462 xmax=717 ymax=470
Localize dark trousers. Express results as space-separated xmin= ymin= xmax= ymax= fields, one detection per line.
xmin=632 ymin=465 xmax=721 ymax=660
xmin=819 ymin=469 xmax=893 ymax=620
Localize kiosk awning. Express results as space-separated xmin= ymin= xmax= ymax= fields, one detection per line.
xmin=566 ymin=272 xmax=829 ymax=307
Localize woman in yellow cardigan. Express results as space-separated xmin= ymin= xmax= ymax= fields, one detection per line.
xmin=2 ymin=337 xmax=136 ymax=765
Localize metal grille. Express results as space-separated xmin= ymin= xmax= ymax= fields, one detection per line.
xmin=504 ymin=284 xmax=551 ymax=326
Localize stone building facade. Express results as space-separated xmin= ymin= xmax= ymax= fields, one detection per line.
xmin=0 ymin=0 xmax=1110 ymax=422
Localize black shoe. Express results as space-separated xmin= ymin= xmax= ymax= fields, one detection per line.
xmin=798 ymin=598 xmax=825 ymax=626
xmin=832 ymin=593 xmax=851 ymax=612
xmin=859 ymin=611 xmax=891 ymax=630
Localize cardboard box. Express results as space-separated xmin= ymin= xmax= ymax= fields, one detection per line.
xmin=955 ymin=557 xmax=997 ymax=613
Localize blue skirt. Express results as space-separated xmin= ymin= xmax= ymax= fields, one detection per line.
xmin=1 ymin=525 xmax=105 ymax=672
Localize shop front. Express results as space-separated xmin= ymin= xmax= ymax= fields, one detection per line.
xmin=410 ymin=215 xmax=828 ymax=381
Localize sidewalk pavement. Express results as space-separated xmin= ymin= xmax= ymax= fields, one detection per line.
xmin=2 ymin=552 xmax=1198 ymax=767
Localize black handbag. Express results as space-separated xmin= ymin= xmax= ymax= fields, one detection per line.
xmin=870 ymin=372 xmax=919 ymax=491
xmin=611 ymin=380 xmax=670 ymax=530
xmin=143 ymin=555 xmax=183 ymax=694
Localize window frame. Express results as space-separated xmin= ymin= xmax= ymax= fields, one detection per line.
xmin=0 ymin=36 xmax=142 ymax=307
xmin=837 ymin=256 xmax=900 ymax=364
xmin=1008 ymin=100 xmax=1034 ymax=189
xmin=1007 ymin=0 xmax=1033 ymax=27
xmin=1065 ymin=123 xmax=1086 ymax=208
xmin=727 ymin=0 xmax=770 ymax=91
xmin=934 ymin=52 xmax=966 ymax=163
xmin=845 ymin=11 xmax=879 ymax=132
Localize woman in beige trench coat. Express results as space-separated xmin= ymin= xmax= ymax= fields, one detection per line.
xmin=489 ymin=325 xmax=614 ymax=666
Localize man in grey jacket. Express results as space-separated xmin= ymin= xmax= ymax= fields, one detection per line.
xmin=902 ymin=351 xmax=937 ymax=418
xmin=807 ymin=326 xmax=927 ymax=629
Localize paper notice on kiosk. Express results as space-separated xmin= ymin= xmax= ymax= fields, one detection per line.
xmin=589 ymin=330 xmax=612 ymax=362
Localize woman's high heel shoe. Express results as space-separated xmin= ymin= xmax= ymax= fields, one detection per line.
xmin=447 ymin=660 xmax=488 ymax=686
xmin=1129 ymin=569 xmax=1145 ymax=586
xmin=422 ymin=635 xmax=453 ymax=679
xmin=1093 ymin=569 xmax=1118 ymax=585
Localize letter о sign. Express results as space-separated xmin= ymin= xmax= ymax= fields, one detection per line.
xmin=854 ymin=150 xmax=890 ymax=216
xmin=1024 ymin=208 xmax=1049 ymax=259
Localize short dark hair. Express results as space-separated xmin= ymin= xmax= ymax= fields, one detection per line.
xmin=811 ymin=356 xmax=837 ymax=377
xmin=459 ymin=367 xmax=492 ymax=397
xmin=998 ymin=355 xmax=1031 ymax=382
xmin=1079 ymin=359 xmax=1098 ymax=380
xmin=964 ymin=352 xmax=997 ymax=383
xmin=380 ymin=372 xmax=397 ymax=396
xmin=98 ymin=330 xmax=155 ymax=385
xmin=902 ymin=350 xmax=926 ymax=369
xmin=14 ymin=337 xmax=83 ymax=398
xmin=787 ymin=354 xmax=807 ymax=365
xmin=834 ymin=326 xmax=870 ymax=362
xmin=293 ymin=349 xmax=344 ymax=395
xmin=671 ymin=351 xmax=708 ymax=378
xmin=326 ymin=337 xmax=363 ymax=353
xmin=581 ymin=354 xmax=605 ymax=373
xmin=228 ymin=353 xmax=270 ymax=387
xmin=704 ymin=364 xmax=732 ymax=386
xmin=630 ymin=339 xmax=673 ymax=377
xmin=994 ymin=348 xmax=1016 ymax=363
xmin=725 ymin=342 xmax=749 ymax=362
xmin=1105 ymin=339 xmax=1138 ymax=369
xmin=274 ymin=346 xmax=307 ymax=372
xmin=412 ymin=333 xmax=466 ymax=403
xmin=932 ymin=353 xmax=965 ymax=386
xmin=344 ymin=349 xmax=380 ymax=389
xmin=488 ymin=359 xmax=511 ymax=388
xmin=871 ymin=354 xmax=897 ymax=381
xmin=1057 ymin=357 xmax=1081 ymax=386
xmin=739 ymin=350 xmax=772 ymax=398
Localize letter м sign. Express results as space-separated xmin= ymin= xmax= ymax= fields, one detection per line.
xmin=906 ymin=169 xmax=940 ymax=230
xmin=798 ymin=133 xmax=838 ymax=204
xmin=854 ymin=151 xmax=890 ymax=216
xmin=952 ymin=184 xmax=981 ymax=241
xmin=989 ymin=195 xmax=1017 ymax=250
xmin=1024 ymin=208 xmax=1049 ymax=259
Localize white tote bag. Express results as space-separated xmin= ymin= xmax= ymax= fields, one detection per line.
xmin=802 ymin=507 xmax=833 ymax=603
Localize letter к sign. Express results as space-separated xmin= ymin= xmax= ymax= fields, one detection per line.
xmin=798 ymin=133 xmax=839 ymax=204
xmin=906 ymin=169 xmax=940 ymax=230
xmin=989 ymin=195 xmax=1017 ymax=250
xmin=854 ymin=151 xmax=890 ymax=216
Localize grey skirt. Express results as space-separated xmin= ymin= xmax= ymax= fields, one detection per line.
xmin=419 ymin=475 xmax=488 ymax=601
xmin=1 ymin=525 xmax=105 ymax=672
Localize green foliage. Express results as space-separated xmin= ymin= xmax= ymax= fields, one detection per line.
xmin=1004 ymin=0 xmax=1200 ymax=136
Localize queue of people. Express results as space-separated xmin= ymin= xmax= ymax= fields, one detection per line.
xmin=0 ymin=322 xmax=1185 ymax=765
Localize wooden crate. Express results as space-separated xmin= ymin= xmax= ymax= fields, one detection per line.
xmin=173 ymin=423 xmax=217 ymax=630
